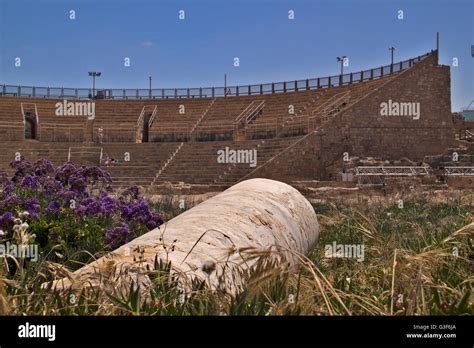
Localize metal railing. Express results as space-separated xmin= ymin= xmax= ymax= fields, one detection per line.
xmin=0 ymin=51 xmax=434 ymax=100
xmin=355 ymin=166 xmax=431 ymax=176
xmin=234 ymin=100 xmax=266 ymax=127
xmin=355 ymin=166 xmax=432 ymax=186
xmin=444 ymin=167 xmax=474 ymax=176
xmin=68 ymin=146 xmax=102 ymax=164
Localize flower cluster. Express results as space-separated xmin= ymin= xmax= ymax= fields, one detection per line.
xmin=0 ymin=158 xmax=164 ymax=257
xmin=105 ymin=222 xmax=131 ymax=249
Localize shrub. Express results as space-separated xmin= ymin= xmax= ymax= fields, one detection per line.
xmin=0 ymin=158 xmax=164 ymax=268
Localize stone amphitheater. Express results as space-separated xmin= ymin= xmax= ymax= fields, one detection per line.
xmin=0 ymin=49 xmax=472 ymax=196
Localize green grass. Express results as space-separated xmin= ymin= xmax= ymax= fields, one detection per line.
xmin=1 ymin=195 xmax=472 ymax=315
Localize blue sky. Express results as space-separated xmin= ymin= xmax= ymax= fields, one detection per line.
xmin=0 ymin=0 xmax=472 ymax=110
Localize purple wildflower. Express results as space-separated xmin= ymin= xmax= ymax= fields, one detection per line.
xmin=105 ymin=222 xmax=131 ymax=249
xmin=10 ymin=159 xmax=34 ymax=182
xmin=0 ymin=195 xmax=22 ymax=211
xmin=41 ymin=177 xmax=62 ymax=194
xmin=54 ymin=162 xmax=77 ymax=185
xmin=45 ymin=200 xmax=61 ymax=215
xmin=21 ymin=175 xmax=39 ymax=188
xmin=68 ymin=175 xmax=87 ymax=193
xmin=99 ymin=193 xmax=117 ymax=216
xmin=119 ymin=186 xmax=140 ymax=202
xmin=0 ymin=211 xmax=14 ymax=228
xmin=50 ymin=231 xmax=60 ymax=243
xmin=146 ymin=214 xmax=164 ymax=230
xmin=57 ymin=190 xmax=77 ymax=204
xmin=33 ymin=159 xmax=54 ymax=176
xmin=0 ymin=170 xmax=8 ymax=185
xmin=24 ymin=198 xmax=41 ymax=212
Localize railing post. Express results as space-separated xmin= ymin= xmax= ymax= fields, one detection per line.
xmin=328 ymin=76 xmax=331 ymax=88
xmin=248 ymin=85 xmax=251 ymax=95
xmin=236 ymin=86 xmax=239 ymax=96
xmin=2 ymin=85 xmax=5 ymax=95
xmin=283 ymin=81 xmax=287 ymax=93
xmin=61 ymin=87 xmax=64 ymax=97
xmin=199 ymin=87 xmax=202 ymax=98
xmin=18 ymin=86 xmax=21 ymax=96
xmin=136 ymin=89 xmax=139 ymax=99
xmin=212 ymin=87 xmax=215 ymax=97
xmin=349 ymin=73 xmax=353 ymax=84
xmin=174 ymin=88 xmax=177 ymax=98
xmin=187 ymin=88 xmax=190 ymax=98
xmin=339 ymin=74 xmax=342 ymax=86
xmin=47 ymin=87 xmax=50 ymax=98
xmin=123 ymin=89 xmax=126 ymax=99
xmin=306 ymin=79 xmax=309 ymax=90
xmin=360 ymin=70 xmax=363 ymax=82
xmin=162 ymin=89 xmax=165 ymax=98
xmin=317 ymin=78 xmax=320 ymax=88
xmin=75 ymin=88 xmax=78 ymax=98
xmin=260 ymin=84 xmax=263 ymax=94
xmin=390 ymin=63 xmax=393 ymax=74
xmin=32 ymin=87 xmax=36 ymax=97
xmin=294 ymin=80 xmax=298 ymax=92
xmin=272 ymin=83 xmax=275 ymax=93
xmin=370 ymin=69 xmax=373 ymax=80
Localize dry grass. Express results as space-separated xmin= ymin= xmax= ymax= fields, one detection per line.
xmin=0 ymin=193 xmax=472 ymax=315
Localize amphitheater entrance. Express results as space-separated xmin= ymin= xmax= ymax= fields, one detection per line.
xmin=24 ymin=115 xmax=37 ymax=140
xmin=142 ymin=113 xmax=151 ymax=142
xmin=21 ymin=103 xmax=39 ymax=140
xmin=136 ymin=105 xmax=157 ymax=143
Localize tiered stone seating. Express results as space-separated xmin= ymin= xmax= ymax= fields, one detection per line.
xmin=0 ymin=76 xmax=403 ymax=187
xmin=0 ymin=50 xmax=441 ymax=188
xmin=0 ymin=141 xmax=180 ymax=188
xmin=244 ymin=90 xmax=321 ymax=139
xmin=155 ymin=137 xmax=303 ymax=184
xmin=148 ymin=98 xmax=213 ymax=142
xmin=0 ymin=97 xmax=89 ymax=142
xmin=100 ymin=143 xmax=180 ymax=187
xmin=0 ymin=97 xmax=23 ymax=141
xmin=276 ymin=75 xmax=397 ymax=137
xmin=0 ymin=141 xmax=71 ymax=174
xmin=214 ymin=137 xmax=302 ymax=184
xmin=194 ymin=96 xmax=259 ymax=141
xmin=91 ymin=98 xmax=214 ymax=143
xmin=34 ymin=98 xmax=87 ymax=142
xmin=93 ymin=100 xmax=144 ymax=142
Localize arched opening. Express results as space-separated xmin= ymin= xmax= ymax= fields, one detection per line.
xmin=142 ymin=113 xmax=151 ymax=143
xmin=24 ymin=117 xmax=36 ymax=140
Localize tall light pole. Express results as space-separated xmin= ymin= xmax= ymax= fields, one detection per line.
xmin=336 ymin=56 xmax=347 ymax=86
xmin=389 ymin=47 xmax=396 ymax=73
xmin=336 ymin=56 xmax=347 ymax=75
xmin=88 ymin=71 xmax=101 ymax=98
xmin=389 ymin=47 xmax=396 ymax=65
xmin=224 ymin=73 xmax=227 ymax=96
xmin=149 ymin=76 xmax=152 ymax=98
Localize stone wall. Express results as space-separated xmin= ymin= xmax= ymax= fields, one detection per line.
xmin=340 ymin=52 xmax=454 ymax=160
xmin=245 ymin=52 xmax=455 ymax=183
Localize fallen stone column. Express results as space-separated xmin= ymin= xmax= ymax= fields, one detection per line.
xmin=53 ymin=178 xmax=320 ymax=293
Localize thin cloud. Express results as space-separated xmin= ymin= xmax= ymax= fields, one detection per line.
xmin=141 ymin=41 xmax=154 ymax=47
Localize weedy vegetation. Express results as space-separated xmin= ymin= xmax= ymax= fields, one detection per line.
xmin=0 ymin=160 xmax=472 ymax=315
